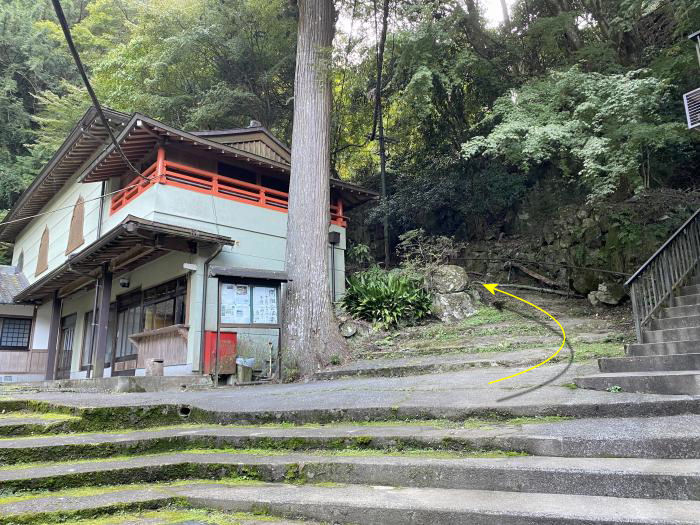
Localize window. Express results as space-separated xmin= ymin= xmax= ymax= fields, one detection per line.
xmin=115 ymin=291 xmax=142 ymax=359
xmin=81 ymin=311 xmax=95 ymax=369
xmin=113 ymin=277 xmax=187 ymax=359
xmin=35 ymin=226 xmax=49 ymax=276
xmin=66 ymin=196 xmax=85 ymax=254
xmin=143 ymin=277 xmax=186 ymax=330
xmin=56 ymin=314 xmax=76 ymax=379
xmin=16 ymin=251 xmax=23 ymax=273
xmin=0 ymin=318 xmax=32 ymax=349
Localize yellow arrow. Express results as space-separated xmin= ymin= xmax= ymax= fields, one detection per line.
xmin=483 ymin=283 xmax=566 ymax=384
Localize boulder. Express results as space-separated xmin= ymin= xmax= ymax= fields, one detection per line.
xmin=588 ymin=282 xmax=627 ymax=306
xmin=432 ymin=292 xmax=477 ymax=323
xmin=572 ymin=270 xmax=600 ymax=295
xmin=338 ymin=319 xmax=371 ymax=338
xmin=339 ymin=321 xmax=357 ymax=338
xmin=428 ymin=265 xmax=469 ymax=294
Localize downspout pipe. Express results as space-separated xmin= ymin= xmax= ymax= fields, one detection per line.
xmin=199 ymin=244 xmax=223 ymax=375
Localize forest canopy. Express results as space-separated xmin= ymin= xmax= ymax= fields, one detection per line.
xmin=0 ymin=0 xmax=697 ymax=251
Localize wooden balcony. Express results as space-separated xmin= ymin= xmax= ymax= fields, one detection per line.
xmin=110 ymin=148 xmax=348 ymax=227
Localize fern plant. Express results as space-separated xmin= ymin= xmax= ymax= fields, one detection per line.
xmin=341 ymin=269 xmax=432 ymax=328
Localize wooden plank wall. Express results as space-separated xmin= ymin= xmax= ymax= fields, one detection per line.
xmin=0 ymin=349 xmax=48 ymax=375
xmin=132 ymin=327 xmax=189 ymax=369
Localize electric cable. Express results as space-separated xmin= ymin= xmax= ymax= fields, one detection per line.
xmin=50 ymin=0 xmax=146 ymax=181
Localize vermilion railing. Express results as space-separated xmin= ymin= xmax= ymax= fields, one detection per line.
xmin=110 ymin=148 xmax=347 ymax=227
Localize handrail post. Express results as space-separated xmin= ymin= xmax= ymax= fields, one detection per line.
xmin=630 ymin=281 xmax=642 ymax=343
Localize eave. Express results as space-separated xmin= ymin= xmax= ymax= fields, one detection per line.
xmin=14 ymin=216 xmax=234 ymax=303
xmin=0 ymin=107 xmax=130 ymax=243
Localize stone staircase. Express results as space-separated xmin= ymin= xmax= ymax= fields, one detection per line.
xmin=576 ymin=270 xmax=700 ymax=395
xmin=0 ymin=398 xmax=698 ymax=523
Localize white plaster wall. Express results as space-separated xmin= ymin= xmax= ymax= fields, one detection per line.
xmin=32 ymin=301 xmax=53 ymax=351
xmin=13 ymin=173 xmax=104 ymax=283
xmin=101 ymin=181 xmax=158 ymax=233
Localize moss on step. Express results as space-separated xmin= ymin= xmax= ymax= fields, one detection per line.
xmin=0 ymin=414 xmax=563 ymax=466
xmin=0 ymin=411 xmax=79 ymax=421
xmin=0 ymin=499 xmax=179 ymax=525
xmin=0 ymin=446 xmax=528 ymax=496
xmin=0 ymin=477 xmax=265 ymax=505
xmin=42 ymin=505 xmax=298 ymax=524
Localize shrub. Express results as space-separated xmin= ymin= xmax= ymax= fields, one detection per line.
xmin=395 ymin=229 xmax=462 ymax=275
xmin=341 ymin=268 xmax=432 ymax=328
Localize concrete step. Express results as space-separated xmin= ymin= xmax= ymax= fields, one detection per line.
xmin=2 ymin=452 xmax=697 ymax=500
xmin=642 ymin=325 xmax=700 ymax=343
xmin=0 ymin=414 xmax=79 ymax=437
xmin=2 ymin=481 xmax=699 ymax=525
xmin=599 ymin=353 xmax=700 ymax=373
xmin=658 ymin=304 xmax=700 ymax=319
xmin=627 ymin=339 xmax=700 ymax=356
xmin=575 ymin=371 xmax=700 ymax=395
xmin=314 ymin=349 xmax=556 ymax=381
xmin=651 ymin=314 xmax=700 ymax=331
xmin=672 ymin=293 xmax=700 ymax=307
xmin=2 ymin=415 xmax=699 ymax=460
xmin=679 ymin=284 xmax=700 ymax=296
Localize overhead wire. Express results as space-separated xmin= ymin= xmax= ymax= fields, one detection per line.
xmin=50 ymin=0 xmax=147 ymax=181
xmin=0 ymin=0 xmax=156 ymax=231
xmin=0 ymin=181 xmax=149 ymax=230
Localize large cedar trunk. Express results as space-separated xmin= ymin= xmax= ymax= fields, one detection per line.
xmin=282 ymin=0 xmax=347 ymax=379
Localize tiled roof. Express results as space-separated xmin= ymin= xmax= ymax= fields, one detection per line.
xmin=0 ymin=266 xmax=29 ymax=304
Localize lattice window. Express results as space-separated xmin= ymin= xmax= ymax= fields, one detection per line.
xmin=0 ymin=318 xmax=31 ymax=349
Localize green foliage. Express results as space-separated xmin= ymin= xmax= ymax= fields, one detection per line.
xmin=341 ymin=268 xmax=432 ymax=328
xmin=91 ymin=0 xmax=296 ymax=138
xmin=395 ymin=229 xmax=460 ymax=273
xmin=0 ymin=0 xmax=697 ymax=278
xmin=462 ymin=67 xmax=693 ymax=201
xmin=346 ymin=242 xmax=374 ymax=271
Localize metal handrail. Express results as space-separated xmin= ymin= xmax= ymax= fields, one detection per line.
xmin=625 ymin=208 xmax=700 ymax=287
xmin=626 ymin=208 xmax=700 ymax=342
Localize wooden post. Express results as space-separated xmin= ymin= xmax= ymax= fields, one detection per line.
xmin=156 ymin=147 xmax=166 ymax=184
xmin=45 ymin=291 xmax=62 ymax=380
xmin=92 ymin=263 xmax=113 ymax=378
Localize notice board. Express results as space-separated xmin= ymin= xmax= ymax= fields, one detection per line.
xmin=220 ymin=282 xmax=279 ymax=326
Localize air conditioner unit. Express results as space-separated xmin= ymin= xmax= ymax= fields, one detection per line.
xmin=684 ymin=87 xmax=700 ymax=130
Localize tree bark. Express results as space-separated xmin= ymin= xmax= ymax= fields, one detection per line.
xmin=500 ymin=0 xmax=511 ymax=27
xmin=370 ymin=0 xmax=391 ymax=268
xmin=282 ymin=0 xmax=347 ymax=379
